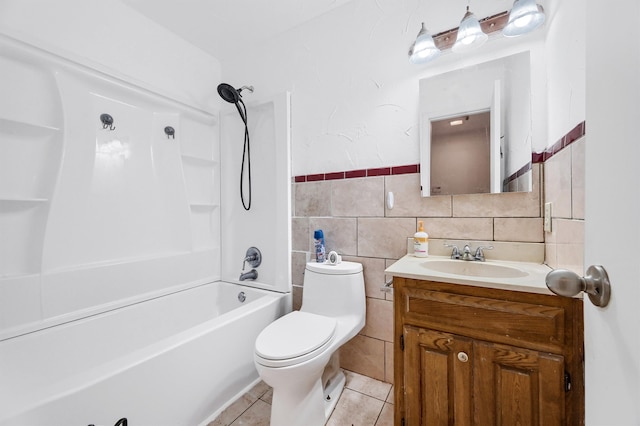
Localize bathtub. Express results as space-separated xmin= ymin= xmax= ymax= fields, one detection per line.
xmin=0 ymin=281 xmax=289 ymax=426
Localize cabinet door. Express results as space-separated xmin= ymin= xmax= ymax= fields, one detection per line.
xmin=404 ymin=326 xmax=473 ymax=426
xmin=474 ymin=341 xmax=565 ymax=425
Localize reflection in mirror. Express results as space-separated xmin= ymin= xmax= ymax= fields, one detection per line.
xmin=419 ymin=51 xmax=532 ymax=197
xmin=430 ymin=111 xmax=491 ymax=195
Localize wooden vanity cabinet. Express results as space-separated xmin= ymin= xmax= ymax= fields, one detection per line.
xmin=393 ymin=277 xmax=584 ymax=426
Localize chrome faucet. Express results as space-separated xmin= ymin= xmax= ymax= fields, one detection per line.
xmin=239 ymin=247 xmax=261 ymax=281
xmin=444 ymin=242 xmax=493 ymax=261
xmin=461 ymin=245 xmax=475 ymax=261
xmin=239 ymin=269 xmax=258 ymax=281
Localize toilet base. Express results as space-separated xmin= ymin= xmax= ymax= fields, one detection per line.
xmin=265 ymin=365 xmax=347 ymax=426
xmin=323 ymin=370 xmax=346 ymax=420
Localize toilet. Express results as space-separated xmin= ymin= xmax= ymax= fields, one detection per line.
xmin=254 ymin=261 xmax=366 ymax=426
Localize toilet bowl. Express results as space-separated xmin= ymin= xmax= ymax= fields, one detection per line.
xmin=254 ymin=261 xmax=366 ymax=426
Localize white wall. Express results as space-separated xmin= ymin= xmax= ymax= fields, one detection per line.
xmin=545 ymin=0 xmax=586 ymax=145
xmin=223 ymin=0 xmax=585 ymax=176
xmin=0 ymin=0 xmax=221 ymax=112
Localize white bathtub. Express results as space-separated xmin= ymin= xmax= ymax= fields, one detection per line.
xmin=0 ymin=281 xmax=289 ymax=426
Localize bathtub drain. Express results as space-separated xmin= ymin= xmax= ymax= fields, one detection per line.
xmin=238 ymin=291 xmax=247 ymax=303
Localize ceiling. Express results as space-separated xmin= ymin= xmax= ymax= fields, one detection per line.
xmin=122 ymin=0 xmax=355 ymax=60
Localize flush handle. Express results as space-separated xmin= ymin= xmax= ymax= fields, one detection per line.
xmin=545 ymin=265 xmax=611 ymax=307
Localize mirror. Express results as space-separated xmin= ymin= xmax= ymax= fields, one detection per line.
xmin=419 ymin=51 xmax=532 ymax=196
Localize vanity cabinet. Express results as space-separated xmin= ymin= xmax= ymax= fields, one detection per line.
xmin=394 ymin=277 xmax=584 ymax=426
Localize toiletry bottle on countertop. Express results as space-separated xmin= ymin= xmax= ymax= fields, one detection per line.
xmin=413 ymin=221 xmax=429 ymax=257
xmin=314 ymin=229 xmax=326 ymax=263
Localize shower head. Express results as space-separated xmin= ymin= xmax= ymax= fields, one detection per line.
xmin=217 ymin=83 xmax=254 ymax=104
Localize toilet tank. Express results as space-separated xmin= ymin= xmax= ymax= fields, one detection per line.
xmin=301 ymin=261 xmax=365 ymax=319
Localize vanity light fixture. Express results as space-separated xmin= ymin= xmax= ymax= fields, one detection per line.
xmin=452 ymin=6 xmax=488 ymax=52
xmin=408 ymin=0 xmax=545 ymax=64
xmin=503 ymin=0 xmax=545 ymax=37
xmin=408 ymin=23 xmax=441 ymax=65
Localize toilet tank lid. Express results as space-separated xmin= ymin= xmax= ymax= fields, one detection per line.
xmin=306 ymin=261 xmax=362 ymax=275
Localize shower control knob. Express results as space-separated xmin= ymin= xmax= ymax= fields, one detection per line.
xmin=244 ymin=247 xmax=262 ymax=268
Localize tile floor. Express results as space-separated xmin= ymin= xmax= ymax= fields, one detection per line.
xmin=208 ymin=370 xmax=394 ymax=426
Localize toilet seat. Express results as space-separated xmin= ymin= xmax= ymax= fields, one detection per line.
xmin=255 ymin=311 xmax=336 ymax=368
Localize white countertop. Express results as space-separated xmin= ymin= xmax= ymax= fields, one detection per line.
xmin=385 ymin=255 xmax=557 ymax=296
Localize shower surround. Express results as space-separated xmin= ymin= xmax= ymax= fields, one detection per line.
xmin=0 ymin=17 xmax=291 ymax=424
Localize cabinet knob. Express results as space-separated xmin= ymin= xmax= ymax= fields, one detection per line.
xmin=457 ymin=352 xmax=469 ymax=363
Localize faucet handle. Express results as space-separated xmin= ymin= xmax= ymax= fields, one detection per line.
xmin=444 ymin=242 xmax=461 ymax=260
xmin=474 ymin=245 xmax=494 ymax=262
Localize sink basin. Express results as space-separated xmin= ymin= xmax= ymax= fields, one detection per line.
xmin=420 ymin=260 xmax=529 ymax=279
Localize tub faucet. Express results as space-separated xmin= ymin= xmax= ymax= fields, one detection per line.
xmin=239 ymin=269 xmax=258 ymax=281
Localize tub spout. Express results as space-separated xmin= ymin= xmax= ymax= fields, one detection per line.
xmin=239 ymin=269 xmax=258 ymax=281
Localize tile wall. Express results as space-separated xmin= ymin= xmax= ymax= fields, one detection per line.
xmin=290 ymin=132 xmax=585 ymax=384
xmin=544 ymin=136 xmax=586 ymax=274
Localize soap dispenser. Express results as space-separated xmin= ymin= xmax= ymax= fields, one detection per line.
xmin=413 ymin=221 xmax=429 ymax=257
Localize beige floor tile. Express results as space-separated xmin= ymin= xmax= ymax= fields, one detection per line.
xmin=247 ymin=381 xmax=271 ymax=399
xmin=327 ymin=388 xmax=385 ymax=426
xmin=207 ymin=392 xmax=258 ymax=426
xmin=375 ymin=403 xmax=394 ymax=426
xmin=212 ymin=372 xmax=393 ymax=426
xmin=260 ymin=388 xmax=273 ymax=404
xmin=230 ymin=399 xmax=271 ymax=426
xmin=386 ymin=386 xmax=394 ymax=404
xmin=344 ymin=370 xmax=392 ymax=401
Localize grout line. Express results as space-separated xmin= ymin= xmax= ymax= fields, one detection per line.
xmin=384 ymin=386 xmax=393 ymax=403
xmin=372 ymin=404 xmax=386 ymax=426
xmin=344 ymin=387 xmax=394 ymax=404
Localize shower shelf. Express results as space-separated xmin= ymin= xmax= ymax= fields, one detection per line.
xmin=189 ymin=203 xmax=218 ymax=209
xmin=0 ymin=197 xmax=49 ymax=203
xmin=0 ymin=117 xmax=60 ymax=134
xmin=180 ymin=154 xmax=217 ymax=165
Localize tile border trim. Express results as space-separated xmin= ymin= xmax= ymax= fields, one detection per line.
xmin=294 ymin=164 xmax=419 ymax=183
xmin=293 ymin=121 xmax=586 ymax=184
xmin=532 ymin=121 xmax=586 ymax=164
xmin=504 ymin=121 xmax=586 ymax=186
